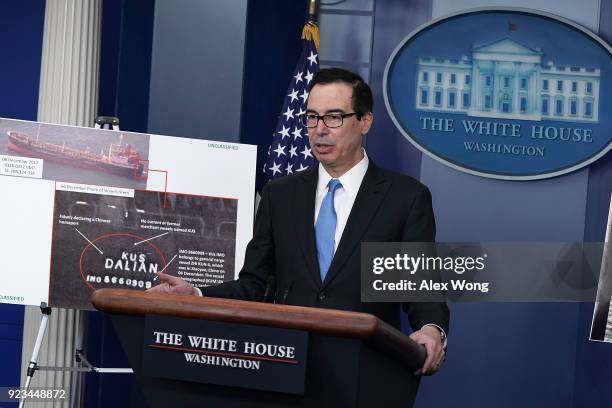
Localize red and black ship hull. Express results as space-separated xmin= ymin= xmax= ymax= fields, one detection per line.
xmin=7 ymin=132 xmax=144 ymax=179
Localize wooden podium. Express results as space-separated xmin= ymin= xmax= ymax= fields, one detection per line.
xmin=92 ymin=288 xmax=425 ymax=408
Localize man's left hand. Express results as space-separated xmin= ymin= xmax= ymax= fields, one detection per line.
xmin=409 ymin=326 xmax=445 ymax=375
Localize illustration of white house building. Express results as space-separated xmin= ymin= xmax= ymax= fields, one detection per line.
xmin=415 ymin=38 xmax=600 ymax=122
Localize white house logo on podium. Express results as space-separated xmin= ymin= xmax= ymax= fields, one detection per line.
xmin=384 ymin=9 xmax=612 ymax=180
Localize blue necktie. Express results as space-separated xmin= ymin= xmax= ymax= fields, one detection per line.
xmin=316 ymin=179 xmax=342 ymax=281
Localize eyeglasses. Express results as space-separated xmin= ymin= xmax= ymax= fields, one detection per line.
xmin=301 ymin=112 xmax=358 ymax=128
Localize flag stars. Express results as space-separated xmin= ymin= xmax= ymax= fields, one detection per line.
xmin=292 ymin=126 xmax=303 ymax=139
xmin=273 ymin=144 xmax=287 ymax=157
xmin=300 ymin=146 xmax=313 ymax=160
xmin=288 ymin=88 xmax=299 ymax=102
xmin=299 ymin=89 xmax=309 ymax=103
xmin=269 ymin=161 xmax=282 ymax=176
xmin=305 ymin=70 xmax=314 ymax=84
xmin=277 ymin=125 xmax=290 ymax=139
xmin=307 ymin=51 xmax=318 ymax=66
xmin=282 ymin=107 xmax=294 ymax=121
xmin=289 ymin=145 xmax=298 ymax=158
xmin=265 ymin=35 xmax=319 ymax=181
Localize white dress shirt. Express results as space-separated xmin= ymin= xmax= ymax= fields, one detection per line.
xmin=314 ymin=151 xmax=369 ymax=253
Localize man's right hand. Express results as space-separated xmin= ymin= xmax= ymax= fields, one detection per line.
xmin=147 ymin=273 xmax=197 ymax=296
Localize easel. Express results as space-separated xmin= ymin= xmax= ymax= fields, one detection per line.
xmin=20 ymin=117 xmax=134 ymax=408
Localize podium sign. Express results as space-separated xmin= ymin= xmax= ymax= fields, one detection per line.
xmin=142 ymin=315 xmax=308 ymax=394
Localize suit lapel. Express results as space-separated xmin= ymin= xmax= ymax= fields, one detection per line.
xmin=322 ymin=163 xmax=390 ymax=289
xmin=295 ymin=166 xmax=322 ymax=286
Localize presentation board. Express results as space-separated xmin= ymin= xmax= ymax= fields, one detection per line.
xmin=590 ymin=194 xmax=612 ymax=342
xmin=0 ymin=117 xmax=257 ymax=310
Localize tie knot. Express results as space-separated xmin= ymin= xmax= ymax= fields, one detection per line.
xmin=327 ymin=179 xmax=342 ymax=194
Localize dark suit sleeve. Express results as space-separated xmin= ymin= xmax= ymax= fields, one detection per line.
xmin=200 ymin=183 xmax=275 ymax=300
xmin=401 ymin=186 xmax=450 ymax=334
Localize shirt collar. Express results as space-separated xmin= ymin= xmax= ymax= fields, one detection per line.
xmin=317 ymin=149 xmax=369 ymax=197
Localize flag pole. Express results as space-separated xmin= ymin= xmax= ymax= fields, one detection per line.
xmin=308 ymin=0 xmax=317 ymax=21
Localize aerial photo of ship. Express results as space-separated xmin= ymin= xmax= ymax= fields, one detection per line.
xmin=7 ymin=131 xmax=146 ymax=179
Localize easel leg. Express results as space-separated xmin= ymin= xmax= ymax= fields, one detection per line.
xmin=19 ymin=303 xmax=52 ymax=408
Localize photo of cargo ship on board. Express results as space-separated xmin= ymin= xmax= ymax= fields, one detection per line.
xmin=7 ymin=131 xmax=145 ymax=178
xmin=0 ymin=117 xmax=150 ymax=189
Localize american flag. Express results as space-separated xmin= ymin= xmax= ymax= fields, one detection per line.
xmin=263 ymin=21 xmax=320 ymax=181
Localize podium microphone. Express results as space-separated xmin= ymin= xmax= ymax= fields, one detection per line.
xmin=263 ymin=275 xmax=276 ymax=303
xmin=280 ymin=281 xmax=294 ymax=304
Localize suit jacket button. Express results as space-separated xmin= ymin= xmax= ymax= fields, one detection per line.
xmin=318 ymin=293 xmax=326 ymax=300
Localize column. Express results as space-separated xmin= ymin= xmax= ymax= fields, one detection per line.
xmin=513 ymin=62 xmax=520 ymax=113
xmin=492 ymin=61 xmax=499 ymax=113
xmin=527 ymin=70 xmax=538 ymax=113
xmin=21 ymin=1 xmax=101 ymax=407
xmin=531 ymin=67 xmax=538 ymax=115
xmin=471 ymin=62 xmax=479 ymax=111
xmin=593 ymin=79 xmax=599 ymax=121
xmin=37 ymin=0 xmax=101 ymax=126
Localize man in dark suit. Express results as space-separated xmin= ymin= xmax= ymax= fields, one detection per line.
xmin=151 ymin=68 xmax=449 ymax=374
